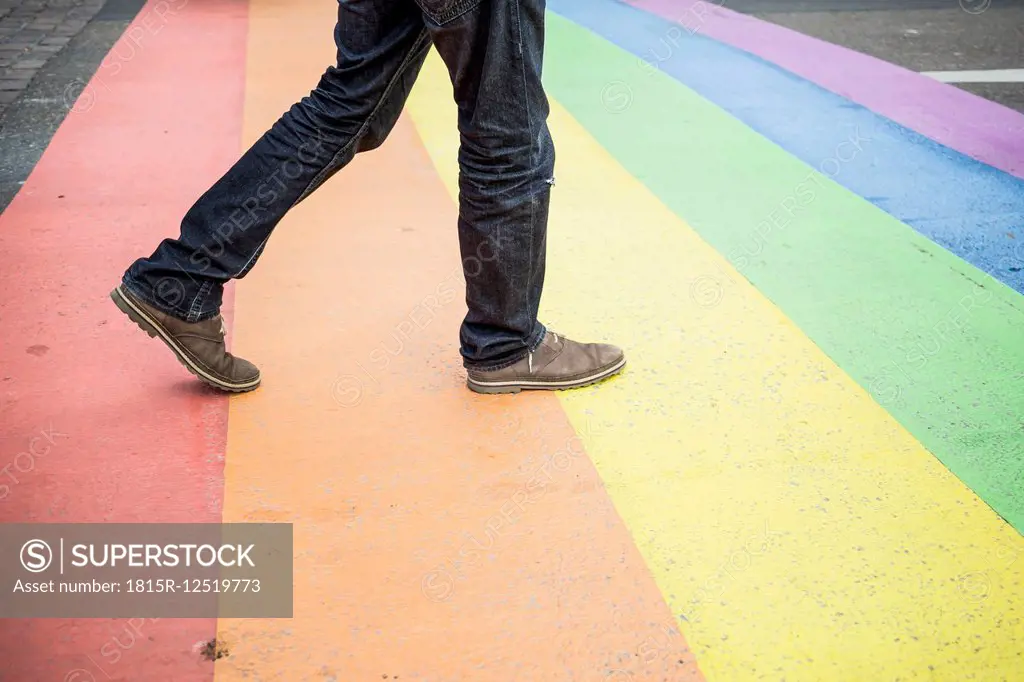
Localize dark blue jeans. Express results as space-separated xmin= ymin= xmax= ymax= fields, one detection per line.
xmin=122 ymin=0 xmax=553 ymax=370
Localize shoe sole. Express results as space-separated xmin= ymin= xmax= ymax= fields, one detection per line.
xmin=466 ymin=356 xmax=626 ymax=395
xmin=110 ymin=285 xmax=261 ymax=393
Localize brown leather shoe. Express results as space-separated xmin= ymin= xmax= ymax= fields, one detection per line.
xmin=110 ymin=284 xmax=261 ymax=393
xmin=466 ymin=331 xmax=625 ymax=394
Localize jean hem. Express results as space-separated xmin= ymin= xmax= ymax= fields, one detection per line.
xmin=462 ymin=322 xmax=547 ymax=372
xmin=120 ymin=275 xmax=219 ymax=324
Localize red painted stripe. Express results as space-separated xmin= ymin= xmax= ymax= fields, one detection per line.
xmin=0 ymin=1 xmax=247 ymax=679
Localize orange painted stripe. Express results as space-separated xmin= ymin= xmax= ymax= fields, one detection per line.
xmin=0 ymin=1 xmax=247 ymax=679
xmin=215 ymin=2 xmax=702 ymax=680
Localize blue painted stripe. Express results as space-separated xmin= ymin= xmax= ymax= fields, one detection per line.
xmin=549 ymin=0 xmax=1024 ymax=294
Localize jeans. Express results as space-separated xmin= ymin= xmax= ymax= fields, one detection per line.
xmin=122 ymin=0 xmax=554 ymax=370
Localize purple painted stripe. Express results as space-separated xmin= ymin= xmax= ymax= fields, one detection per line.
xmin=623 ymin=0 xmax=1024 ymax=179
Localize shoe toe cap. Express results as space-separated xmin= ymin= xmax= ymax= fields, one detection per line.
xmin=593 ymin=342 xmax=625 ymax=367
xmin=230 ymin=356 xmax=261 ymax=383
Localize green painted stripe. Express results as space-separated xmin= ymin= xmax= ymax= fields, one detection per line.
xmin=544 ymin=13 xmax=1024 ymax=531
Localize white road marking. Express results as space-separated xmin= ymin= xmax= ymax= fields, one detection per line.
xmin=921 ymin=69 xmax=1024 ymax=83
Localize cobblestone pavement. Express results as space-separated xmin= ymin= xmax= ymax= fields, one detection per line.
xmin=0 ymin=0 xmax=106 ymax=117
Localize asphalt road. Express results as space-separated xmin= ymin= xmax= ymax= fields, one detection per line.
xmin=731 ymin=0 xmax=1024 ymax=113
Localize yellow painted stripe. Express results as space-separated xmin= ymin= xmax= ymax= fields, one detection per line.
xmin=407 ymin=51 xmax=1024 ymax=680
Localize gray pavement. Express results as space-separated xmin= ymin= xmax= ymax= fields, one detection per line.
xmin=0 ymin=0 xmax=145 ymax=211
xmin=0 ymin=0 xmax=105 ymax=117
xmin=737 ymin=0 xmax=1024 ymax=113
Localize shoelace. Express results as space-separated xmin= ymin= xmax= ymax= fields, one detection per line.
xmin=528 ymin=332 xmax=559 ymax=374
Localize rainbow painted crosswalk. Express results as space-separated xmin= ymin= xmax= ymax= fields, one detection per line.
xmin=0 ymin=1 xmax=1021 ymax=680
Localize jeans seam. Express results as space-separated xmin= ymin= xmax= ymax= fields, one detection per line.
xmin=293 ymin=29 xmax=431 ymax=206
xmin=234 ymin=234 xmax=270 ymax=279
xmin=513 ymin=0 xmax=543 ymax=333
xmin=528 ymin=322 xmax=546 ymax=352
xmin=429 ymin=0 xmax=479 ymax=24
xmin=185 ymin=280 xmax=212 ymax=323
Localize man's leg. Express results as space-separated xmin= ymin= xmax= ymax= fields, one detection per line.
xmin=112 ymin=0 xmax=431 ymax=391
xmin=423 ymin=0 xmax=625 ymax=393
